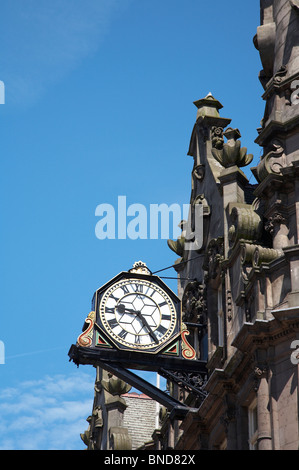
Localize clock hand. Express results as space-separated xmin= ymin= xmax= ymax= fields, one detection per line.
xmin=117 ymin=304 xmax=159 ymax=344
xmin=117 ymin=304 xmax=138 ymax=315
xmin=135 ymin=311 xmax=159 ymax=344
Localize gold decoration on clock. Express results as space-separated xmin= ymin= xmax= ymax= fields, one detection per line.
xmin=77 ymin=311 xmax=95 ymax=347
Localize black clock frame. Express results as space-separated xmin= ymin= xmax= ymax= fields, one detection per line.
xmin=68 ymin=268 xmax=208 ymax=416
xmin=95 ymin=271 xmax=180 ymax=354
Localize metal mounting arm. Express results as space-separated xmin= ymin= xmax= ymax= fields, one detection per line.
xmin=96 ymin=360 xmax=196 ymax=419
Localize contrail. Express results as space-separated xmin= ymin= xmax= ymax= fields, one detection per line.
xmin=5 ymin=346 xmax=66 ymax=360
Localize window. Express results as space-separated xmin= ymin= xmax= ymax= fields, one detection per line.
xmin=248 ymin=400 xmax=258 ymax=450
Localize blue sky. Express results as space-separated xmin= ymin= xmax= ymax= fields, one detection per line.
xmin=0 ymin=1 xmax=264 ymax=450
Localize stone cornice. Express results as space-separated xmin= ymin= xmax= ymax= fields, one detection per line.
xmin=255 ymin=115 xmax=299 ymax=147
xmin=232 ymin=311 xmax=299 ymax=353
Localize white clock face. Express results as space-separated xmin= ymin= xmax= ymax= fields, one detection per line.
xmin=98 ymin=278 xmax=177 ymax=351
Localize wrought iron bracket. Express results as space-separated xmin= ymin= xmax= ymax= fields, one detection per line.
xmin=68 ymin=344 xmax=209 ymax=413
xmin=95 ymin=360 xmax=197 ymax=419
xmin=159 ymin=368 xmax=208 ymax=400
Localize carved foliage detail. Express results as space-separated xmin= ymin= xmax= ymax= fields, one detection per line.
xmin=211 ymin=127 xmax=253 ymax=168
xmin=182 ymin=281 xmax=207 ymax=323
xmin=203 ymin=237 xmax=224 ymax=280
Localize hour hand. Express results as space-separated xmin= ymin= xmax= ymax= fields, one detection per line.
xmin=117 ymin=304 xmax=137 ymax=314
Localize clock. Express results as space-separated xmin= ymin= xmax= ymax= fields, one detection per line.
xmin=95 ymin=262 xmax=181 ymax=354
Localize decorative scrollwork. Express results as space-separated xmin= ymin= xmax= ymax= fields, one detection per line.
xmin=228 ymin=205 xmax=263 ymax=248
xmin=159 ymin=367 xmax=208 ymax=400
xmin=256 ymin=140 xmax=286 ymax=182
xmin=77 ymin=311 xmax=95 ymax=347
xmin=181 ymin=323 xmax=196 ymax=360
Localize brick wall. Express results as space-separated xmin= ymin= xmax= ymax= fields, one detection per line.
xmin=122 ymin=392 xmax=158 ymax=450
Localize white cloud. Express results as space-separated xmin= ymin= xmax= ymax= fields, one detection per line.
xmin=0 ymin=0 xmax=131 ymax=105
xmin=0 ymin=371 xmax=95 ymax=450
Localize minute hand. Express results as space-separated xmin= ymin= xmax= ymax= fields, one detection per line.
xmin=135 ymin=311 xmax=159 ymax=344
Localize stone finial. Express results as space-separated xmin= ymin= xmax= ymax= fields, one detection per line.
xmin=193 ymin=93 xmax=223 ymax=119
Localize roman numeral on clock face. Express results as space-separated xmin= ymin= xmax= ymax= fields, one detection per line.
xmin=133 ymin=283 xmax=143 ymax=293
xmin=105 ymin=306 xmax=115 ymax=314
xmin=145 ymin=286 xmax=156 ymax=297
xmin=107 ymin=318 xmax=118 ymax=329
xmin=118 ymin=329 xmax=127 ymax=340
xmin=156 ymin=325 xmax=168 ymax=336
xmin=161 ymin=313 xmax=171 ymax=321
xmin=120 ymin=285 xmax=130 ymax=294
xmin=135 ymin=334 xmax=141 ymax=344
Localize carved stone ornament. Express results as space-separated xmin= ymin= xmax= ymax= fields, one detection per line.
xmin=211 ymin=127 xmax=253 ymax=168
xmin=193 ymin=194 xmax=211 ymax=217
xmin=273 ymin=65 xmax=288 ymax=88
xmin=255 ymin=140 xmax=286 ymax=182
xmin=211 ymin=126 xmax=224 ymax=150
xmin=265 ymin=213 xmax=287 ymax=235
xmin=181 ymin=281 xmax=207 ymax=323
xmin=203 ymin=237 xmax=224 ymax=280
xmin=100 ymin=372 xmax=132 ymax=396
xmin=253 ymin=365 xmax=268 ymax=391
xmin=240 ymin=243 xmax=259 ymax=265
xmin=226 ymin=289 xmax=233 ymax=322
xmin=92 ymin=406 xmax=103 ymax=429
xmin=109 ymin=427 xmax=132 ymax=451
xmin=192 ymin=164 xmax=205 ymax=182
xmin=228 ymin=205 xmax=263 ymax=248
xmin=167 ymin=220 xmax=186 ymax=257
xmin=252 ymin=246 xmax=282 ymax=267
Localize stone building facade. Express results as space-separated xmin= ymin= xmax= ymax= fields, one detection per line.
xmin=157 ymin=0 xmax=299 ymax=450
xmin=80 ymin=0 xmax=299 ymax=450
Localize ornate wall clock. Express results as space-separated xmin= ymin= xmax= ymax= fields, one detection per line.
xmin=93 ymin=261 xmax=181 ymax=354
xmin=69 ymin=261 xmax=208 ymax=409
